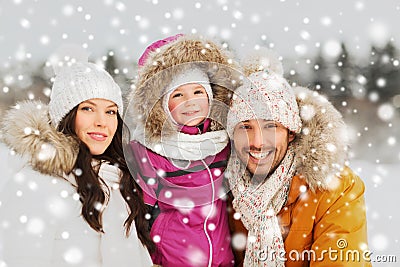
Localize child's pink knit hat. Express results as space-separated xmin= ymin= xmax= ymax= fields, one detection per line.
xmin=138 ymin=34 xmax=184 ymax=68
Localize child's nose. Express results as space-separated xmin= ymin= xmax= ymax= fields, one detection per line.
xmin=184 ymin=98 xmax=196 ymax=106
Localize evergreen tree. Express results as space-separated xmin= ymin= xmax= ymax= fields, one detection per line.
xmin=333 ymin=43 xmax=357 ymax=107
xmin=105 ymin=50 xmax=118 ymax=78
xmin=311 ymin=49 xmax=331 ymax=97
xmin=365 ymin=42 xmax=400 ymax=103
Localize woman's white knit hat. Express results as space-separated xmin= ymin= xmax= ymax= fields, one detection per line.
xmin=49 ymin=62 xmax=124 ymax=127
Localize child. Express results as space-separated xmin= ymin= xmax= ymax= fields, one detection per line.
xmin=129 ymin=35 xmax=237 ymax=267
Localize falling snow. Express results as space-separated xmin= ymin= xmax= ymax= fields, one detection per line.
xmin=26 ymin=217 xmax=45 ymax=235
xmin=0 ymin=0 xmax=399 ymax=263
xmin=377 ymin=103 xmax=395 ymax=121
xmin=232 ymin=233 xmax=247 ymax=250
xmin=63 ymin=247 xmax=83 ymax=264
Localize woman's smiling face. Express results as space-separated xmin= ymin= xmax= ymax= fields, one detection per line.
xmin=74 ymin=98 xmax=118 ymax=155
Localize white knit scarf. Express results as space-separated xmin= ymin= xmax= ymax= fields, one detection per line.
xmin=134 ymin=129 xmax=229 ymax=161
xmin=227 ymin=146 xmax=297 ymax=266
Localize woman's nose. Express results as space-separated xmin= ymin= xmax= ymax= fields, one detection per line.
xmin=94 ymin=112 xmax=106 ymax=127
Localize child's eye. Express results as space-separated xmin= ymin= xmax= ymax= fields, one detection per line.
xmin=194 ymin=90 xmax=205 ymax=95
xmin=172 ymin=93 xmax=183 ymax=98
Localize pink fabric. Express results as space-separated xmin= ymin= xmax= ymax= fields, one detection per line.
xmin=138 ymin=34 xmax=184 ymax=68
xmin=130 ymin=120 xmax=234 ymax=267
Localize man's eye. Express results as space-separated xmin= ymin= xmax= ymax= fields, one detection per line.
xmin=265 ymin=124 xmax=277 ymax=129
xmin=238 ymin=124 xmax=251 ymax=130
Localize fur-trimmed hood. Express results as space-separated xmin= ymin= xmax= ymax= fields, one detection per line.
xmin=1 ymin=101 xmax=78 ymax=177
xmin=128 ymin=34 xmax=241 ymax=143
xmin=292 ymin=86 xmax=348 ymax=191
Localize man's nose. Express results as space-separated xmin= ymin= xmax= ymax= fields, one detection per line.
xmin=251 ymin=125 xmax=265 ymax=148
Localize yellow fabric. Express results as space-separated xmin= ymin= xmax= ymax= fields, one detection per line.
xmin=228 ymin=167 xmax=371 ymax=267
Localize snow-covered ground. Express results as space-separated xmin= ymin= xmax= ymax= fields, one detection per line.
xmin=350 ymin=160 xmax=400 ymax=266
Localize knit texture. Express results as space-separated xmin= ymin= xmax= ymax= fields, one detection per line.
xmin=227 ymin=70 xmax=302 ymax=137
xmin=138 ymin=34 xmax=184 ymax=68
xmin=49 ymin=62 xmax=123 ymax=127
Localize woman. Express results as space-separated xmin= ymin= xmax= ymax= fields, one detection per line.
xmin=0 ymin=62 xmax=154 ymax=266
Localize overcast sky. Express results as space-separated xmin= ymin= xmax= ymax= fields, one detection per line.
xmin=0 ymin=0 xmax=399 ymax=66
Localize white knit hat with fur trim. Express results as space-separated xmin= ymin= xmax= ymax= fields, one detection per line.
xmin=162 ymin=67 xmax=213 ymax=125
xmin=49 ymin=62 xmax=124 ymax=127
xmin=227 ymin=48 xmax=302 ymax=137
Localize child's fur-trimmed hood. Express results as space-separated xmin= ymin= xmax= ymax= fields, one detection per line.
xmin=128 ymin=34 xmax=241 ymax=143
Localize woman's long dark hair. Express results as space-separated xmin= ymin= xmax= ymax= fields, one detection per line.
xmin=58 ymin=105 xmax=154 ymax=252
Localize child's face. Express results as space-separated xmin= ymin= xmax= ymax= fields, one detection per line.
xmin=168 ymin=83 xmax=209 ymax=126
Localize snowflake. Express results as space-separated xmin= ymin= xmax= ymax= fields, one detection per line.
xmin=26 ymin=217 xmax=45 ymax=235
xmin=186 ymin=246 xmax=207 ymax=266
xmin=63 ymin=247 xmax=83 ymax=264
xmin=201 ymin=204 xmax=216 ymax=218
xmin=153 ymin=235 xmax=161 ymax=243
xmin=173 ymin=198 xmax=195 ymax=214
xmin=61 ymin=231 xmax=70 ymax=239
xmin=323 ymin=40 xmax=342 ymax=58
xmin=377 ymin=103 xmax=395 ymax=121
xmin=371 ymin=234 xmax=389 ymax=252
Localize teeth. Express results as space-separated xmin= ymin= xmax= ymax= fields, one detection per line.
xmin=249 ymin=151 xmax=270 ymax=159
xmin=184 ymin=111 xmax=198 ymax=115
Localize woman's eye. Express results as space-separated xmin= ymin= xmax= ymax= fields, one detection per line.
xmin=106 ymin=110 xmax=117 ymax=115
xmin=81 ymin=106 xmax=93 ymax=111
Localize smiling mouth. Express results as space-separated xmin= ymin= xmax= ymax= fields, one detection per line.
xmin=182 ymin=110 xmax=200 ymax=116
xmin=88 ymin=132 xmax=107 ymax=141
xmin=249 ymin=151 xmax=273 ymax=159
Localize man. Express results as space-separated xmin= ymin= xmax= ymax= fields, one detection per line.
xmin=226 ymin=49 xmax=370 ymax=266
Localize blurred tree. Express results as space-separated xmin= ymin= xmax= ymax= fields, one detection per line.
xmin=105 ymin=50 xmax=118 ymax=78
xmin=333 ymin=43 xmax=358 ymax=109
xmin=282 ymin=57 xmax=307 ymax=88
xmin=104 ymin=50 xmax=131 ymax=95
xmin=364 ymin=41 xmax=400 ymax=103
xmin=311 ymin=49 xmax=331 ymax=97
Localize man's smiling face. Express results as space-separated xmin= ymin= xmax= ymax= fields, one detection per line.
xmin=233 ymin=119 xmax=295 ymax=179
